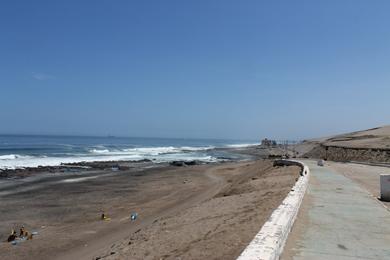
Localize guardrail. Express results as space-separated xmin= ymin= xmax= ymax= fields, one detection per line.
xmin=236 ymin=160 xmax=310 ymax=260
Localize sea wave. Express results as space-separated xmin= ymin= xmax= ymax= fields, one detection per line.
xmin=0 ymin=145 xmax=219 ymax=170
xmin=0 ymin=154 xmax=34 ymax=160
xmin=89 ymin=149 xmax=110 ymax=154
xmin=124 ymin=146 xmax=180 ymax=155
xmin=180 ymin=146 xmax=215 ymax=151
xmin=0 ymin=143 xmax=253 ymax=170
xmin=88 ymin=146 xmax=213 ymax=156
xmin=225 ymin=143 xmax=258 ymax=148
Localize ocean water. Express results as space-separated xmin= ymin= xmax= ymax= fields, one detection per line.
xmin=0 ymin=135 xmax=258 ymax=169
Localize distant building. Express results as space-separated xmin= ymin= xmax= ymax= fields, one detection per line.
xmin=261 ymin=138 xmax=277 ymax=147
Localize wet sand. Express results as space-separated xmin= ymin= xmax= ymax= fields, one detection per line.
xmin=0 ymin=159 xmax=300 ymax=260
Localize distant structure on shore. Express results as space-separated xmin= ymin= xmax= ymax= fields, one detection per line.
xmin=261 ymin=138 xmax=277 ymax=147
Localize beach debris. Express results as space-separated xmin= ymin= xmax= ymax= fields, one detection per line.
xmin=170 ymin=160 xmax=199 ymax=167
xmin=183 ymin=160 xmax=197 ymax=166
xmin=101 ymin=213 xmax=111 ymax=221
xmin=130 ymin=212 xmax=138 ymax=221
xmin=0 ymin=170 xmax=8 ymax=178
xmin=170 ymin=161 xmax=186 ymax=167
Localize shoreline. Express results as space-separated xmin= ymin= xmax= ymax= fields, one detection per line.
xmin=0 ymin=140 xmax=261 ymax=171
xmin=0 ymin=145 xmax=289 ymax=180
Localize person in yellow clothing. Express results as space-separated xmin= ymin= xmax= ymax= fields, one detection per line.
xmin=20 ymin=226 xmax=26 ymax=237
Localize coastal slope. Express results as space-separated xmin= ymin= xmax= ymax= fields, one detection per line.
xmin=298 ymin=125 xmax=390 ymax=163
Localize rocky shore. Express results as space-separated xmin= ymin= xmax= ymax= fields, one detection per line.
xmin=0 ymin=145 xmax=290 ymax=180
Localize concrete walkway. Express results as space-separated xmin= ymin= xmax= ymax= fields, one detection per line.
xmin=282 ymin=160 xmax=390 ymax=260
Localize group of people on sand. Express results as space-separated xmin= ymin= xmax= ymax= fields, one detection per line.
xmin=6 ymin=212 xmax=137 ymax=243
xmin=7 ymin=226 xmax=33 ymax=242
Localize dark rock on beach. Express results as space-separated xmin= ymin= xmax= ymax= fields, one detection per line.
xmin=169 ymin=160 xmax=201 ymax=167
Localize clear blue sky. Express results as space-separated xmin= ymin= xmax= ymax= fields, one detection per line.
xmin=1 ymin=0 xmax=389 ymax=140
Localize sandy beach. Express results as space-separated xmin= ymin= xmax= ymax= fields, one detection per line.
xmin=0 ymin=158 xmax=300 ymax=260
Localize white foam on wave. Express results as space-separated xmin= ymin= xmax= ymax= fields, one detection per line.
xmin=125 ymin=146 xmax=180 ymax=155
xmin=225 ymin=143 xmax=258 ymax=148
xmin=180 ymin=146 xmax=214 ymax=151
xmin=0 ymin=145 xmax=219 ymax=170
xmin=89 ymin=146 xmax=213 ymax=157
xmin=0 ymin=154 xmax=33 ymax=160
xmin=89 ymin=149 xmax=110 ymax=154
xmin=0 ymin=154 xmax=142 ymax=170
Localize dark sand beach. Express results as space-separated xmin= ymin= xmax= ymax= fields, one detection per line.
xmin=0 ymin=152 xmax=300 ymax=260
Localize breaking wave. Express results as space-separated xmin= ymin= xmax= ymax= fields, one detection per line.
xmin=89 ymin=149 xmax=110 ymax=154
xmin=225 ymin=143 xmax=258 ymax=148
xmin=0 ymin=137 xmax=255 ymax=170
xmin=0 ymin=154 xmax=34 ymax=160
xmin=0 ymin=145 xmax=220 ymax=170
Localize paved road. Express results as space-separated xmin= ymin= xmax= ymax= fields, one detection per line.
xmin=282 ymin=160 xmax=390 ymax=260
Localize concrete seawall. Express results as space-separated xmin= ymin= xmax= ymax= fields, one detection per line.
xmin=237 ymin=160 xmax=310 ymax=260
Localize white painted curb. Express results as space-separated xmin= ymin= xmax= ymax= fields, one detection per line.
xmin=237 ymin=160 xmax=310 ymax=260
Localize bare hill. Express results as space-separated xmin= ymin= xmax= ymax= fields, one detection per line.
xmin=298 ymin=125 xmax=390 ymax=163
xmin=313 ymin=125 xmax=390 ymax=149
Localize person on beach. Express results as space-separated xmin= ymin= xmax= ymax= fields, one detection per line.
xmin=7 ymin=229 xmax=17 ymax=242
xmin=101 ymin=212 xmax=110 ymax=221
xmin=20 ymin=226 xmax=25 ymax=237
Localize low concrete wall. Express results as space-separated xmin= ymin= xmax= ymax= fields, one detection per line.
xmin=236 ymin=160 xmax=310 ymax=260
